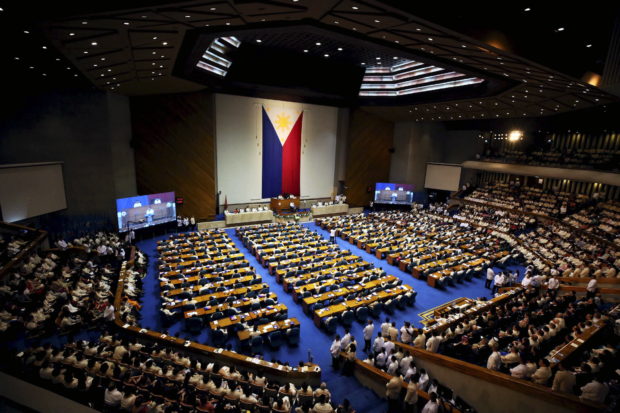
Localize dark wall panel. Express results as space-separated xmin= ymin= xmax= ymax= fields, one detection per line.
xmin=131 ymin=91 xmax=216 ymax=220
xmin=344 ymin=109 xmax=394 ymax=207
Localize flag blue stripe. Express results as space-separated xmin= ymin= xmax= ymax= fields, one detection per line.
xmin=262 ymin=108 xmax=282 ymax=198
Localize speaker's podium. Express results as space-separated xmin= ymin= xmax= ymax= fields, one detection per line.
xmin=270 ymin=197 xmax=300 ymax=214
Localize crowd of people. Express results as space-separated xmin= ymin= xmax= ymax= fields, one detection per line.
xmin=0 ymin=231 xmax=141 ymax=339
xmin=8 ymin=334 xmax=344 ymax=413
xmin=563 ymin=201 xmax=620 ymax=245
xmin=465 ymin=182 xmax=588 ymax=217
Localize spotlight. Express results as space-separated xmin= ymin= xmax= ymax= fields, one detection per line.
xmin=508 ymin=130 xmax=523 ymax=142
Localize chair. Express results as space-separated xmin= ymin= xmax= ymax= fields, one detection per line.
xmin=185 ymin=317 xmax=203 ymax=334
xmin=355 ymin=306 xmax=369 ymax=322
xmin=266 ymin=331 xmax=284 ymax=348
xmin=369 ymin=302 xmax=383 ymax=318
xmin=405 ymin=291 xmax=417 ymax=306
xmin=341 ymin=310 xmax=355 ymax=326
xmin=396 ymin=294 xmax=407 ymax=310
xmin=286 ymin=327 xmax=300 ymax=346
xmin=212 ymin=329 xmax=228 ymax=345
xmin=324 ymin=316 xmax=338 ymax=334
xmin=249 ymin=336 xmax=263 ymax=353
xmin=383 ymin=299 xmax=396 ymax=315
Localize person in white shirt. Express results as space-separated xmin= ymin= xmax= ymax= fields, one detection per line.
xmin=381 ymin=318 xmax=391 ymax=337
xmin=487 ymin=343 xmax=501 ymax=371
xmin=418 ymin=369 xmax=430 ymax=391
xmin=485 ymin=267 xmax=494 ymax=289
xmin=531 ymin=359 xmax=552 ymax=385
xmin=580 ymin=375 xmax=609 ymax=404
xmin=425 ymin=331 xmax=441 ymax=353
xmin=104 ymin=383 xmax=123 ymax=408
xmin=330 ymin=335 xmax=341 ymax=369
xmin=404 ymin=377 xmax=419 ymax=413
xmin=363 ymin=319 xmax=374 ymax=353
xmin=340 ymin=329 xmax=352 ymax=351
xmin=375 ymin=349 xmax=387 ymax=369
xmin=383 ymin=339 xmax=395 ymax=356
xmin=400 ymin=322 xmax=414 ymax=345
xmin=413 ymin=330 xmax=426 ymax=349
xmin=546 ymin=276 xmax=560 ymax=295
xmin=421 ymin=392 xmax=440 ymax=413
xmin=373 ymin=333 xmax=385 ymax=354
xmin=586 ymin=275 xmax=598 ymax=298
xmin=510 ymin=359 xmax=529 ymax=379
xmin=492 ymin=272 xmax=505 ymax=295
xmin=329 ymin=229 xmax=337 ymax=244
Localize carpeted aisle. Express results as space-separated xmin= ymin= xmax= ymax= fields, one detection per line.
xmin=136 ymin=223 xmax=526 ymax=413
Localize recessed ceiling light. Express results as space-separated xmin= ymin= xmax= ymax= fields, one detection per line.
xmin=303 ymin=49 xmax=308 ymax=53
xmin=337 ymin=47 xmax=343 ymax=51
xmin=74 ymin=74 xmax=78 ymax=77
xmin=185 ymin=15 xmax=191 ymax=18
xmin=352 ymin=6 xmax=359 ymax=9
xmin=42 ymin=73 xmax=46 ymax=76
xmin=524 ymin=7 xmax=531 ymax=11
xmin=361 ymin=62 xmax=365 ymax=65
xmin=101 ymin=58 xmax=106 ymax=61
xmin=55 ymin=58 xmax=60 ymax=61
xmin=66 ymin=66 xmax=71 ymax=69
xmin=162 ymin=42 xmax=168 ymax=45
xmin=428 ymin=37 xmax=433 ymax=41
xmin=42 ymin=46 xmax=47 ymax=49
xmin=315 ymin=42 xmax=321 ymax=46
xmin=69 ymin=32 xmax=75 ymax=36
xmin=393 ymin=56 xmax=397 ymax=59
xmin=91 ymin=42 xmax=98 ymax=46
xmin=141 ymin=15 xmax=147 ymax=18
xmin=374 ymin=19 xmax=380 ymax=23
xmin=152 ymin=51 xmax=156 ymax=55
xmin=210 ymin=7 xmax=216 ymax=10
xmin=0 ymin=7 xmax=3 ymax=11
xmin=225 ymin=22 xmax=230 ymax=25
xmin=24 ymin=30 xmax=30 ymax=34
xmin=83 ymin=51 xmax=88 ymax=54
xmin=93 ymin=64 xmax=98 ymax=67
xmin=14 ymin=57 xmax=19 ymax=60
xmin=123 ymin=22 xmax=130 ymax=26
xmin=586 ymin=44 xmax=592 ymax=48
xmin=153 ymin=36 xmax=158 ymax=40
xmin=375 ymin=57 xmax=381 ymax=60
xmin=334 ymin=21 xmax=339 ymax=24
xmin=256 ymin=39 xmax=262 ymax=43
xmin=29 ymin=66 xmax=34 ymax=69
xmin=324 ymin=54 xmax=329 ymax=57
xmin=557 ymin=27 xmax=564 ymax=32
xmin=81 ymin=21 xmax=87 ymax=25
xmin=107 ymin=69 xmax=112 ymax=72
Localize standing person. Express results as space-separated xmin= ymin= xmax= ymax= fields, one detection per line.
xmin=385 ymin=375 xmax=403 ymax=413
xmin=492 ymin=271 xmax=505 ymax=295
xmin=404 ymin=375 xmax=419 ymax=413
xmin=330 ymin=228 xmax=337 ymax=244
xmin=547 ymin=274 xmax=560 ymax=296
xmin=586 ymin=275 xmax=598 ymax=299
xmin=183 ymin=217 xmax=190 ymax=231
xmin=421 ymin=393 xmax=440 ymax=413
xmin=363 ymin=319 xmax=374 ymax=353
xmin=190 ymin=216 xmax=196 ymax=230
xmin=330 ymin=335 xmax=341 ymax=369
xmin=485 ymin=267 xmax=494 ymax=289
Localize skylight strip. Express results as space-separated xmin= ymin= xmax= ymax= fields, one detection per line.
xmin=202 ymin=50 xmax=232 ymax=68
xmin=363 ymin=66 xmax=442 ymax=82
xmin=196 ymin=60 xmax=228 ymax=77
xmin=390 ymin=61 xmax=424 ymax=72
xmin=360 ymin=72 xmax=465 ymax=90
xmin=220 ymin=36 xmax=241 ymax=48
xmin=211 ymin=41 xmax=227 ymax=54
xmin=359 ymin=77 xmax=484 ymax=96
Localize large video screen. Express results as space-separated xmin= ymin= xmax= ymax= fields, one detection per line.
xmin=116 ymin=192 xmax=176 ymax=232
xmin=374 ymin=183 xmax=414 ymax=205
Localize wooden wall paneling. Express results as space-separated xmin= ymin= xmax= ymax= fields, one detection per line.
xmin=344 ymin=109 xmax=394 ymax=207
xmin=131 ymin=91 xmax=216 ymax=220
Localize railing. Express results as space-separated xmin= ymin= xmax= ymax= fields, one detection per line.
xmin=113 ymin=247 xmax=322 ymax=385
xmin=0 ymin=222 xmax=47 ymax=279
xmin=390 ymin=342 xmax=604 ymax=413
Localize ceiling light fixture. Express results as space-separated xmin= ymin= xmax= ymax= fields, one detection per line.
xmin=524 ymin=7 xmax=531 ymax=11
xmin=556 ymin=27 xmax=564 ymax=32
xmin=256 ymin=39 xmax=262 ymax=43
xmin=69 ymin=32 xmax=75 ymax=36
xmin=91 ymin=42 xmax=98 ymax=46
xmin=123 ymin=22 xmax=130 ymax=26
xmin=315 ymin=42 xmax=321 ymax=46
xmin=586 ymin=44 xmax=592 ymax=48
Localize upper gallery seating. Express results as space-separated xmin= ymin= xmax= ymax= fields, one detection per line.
xmin=563 ymin=201 xmax=620 ymax=246
xmin=477 ymin=134 xmax=620 ymax=172
xmin=236 ymin=223 xmax=416 ymax=333
xmin=156 ymin=230 xmax=294 ymax=348
xmin=0 ymin=223 xmax=45 ymax=270
xmin=464 ymin=182 xmax=589 ymax=217
xmin=316 ymin=208 xmax=517 ymax=288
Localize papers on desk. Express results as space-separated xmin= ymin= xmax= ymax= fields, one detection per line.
xmin=122 ymin=324 xmax=130 ymax=329
xmin=187 ymin=311 xmax=198 ymax=317
xmin=214 ymin=348 xmax=223 ymax=354
xmin=570 ymin=343 xmax=579 ymax=348
xmin=184 ymin=340 xmax=191 ymax=347
xmin=139 ymin=328 xmax=147 ymax=334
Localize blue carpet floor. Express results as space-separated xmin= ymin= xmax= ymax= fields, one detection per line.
xmin=135 ymin=223 xmax=526 ymax=413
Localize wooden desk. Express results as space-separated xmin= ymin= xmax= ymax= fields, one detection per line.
xmin=164 ymin=274 xmax=258 ymax=298
xmin=313 ymin=285 xmax=412 ymax=328
xmin=210 ymin=303 xmax=288 ymax=329
xmin=271 ymin=198 xmax=300 ymax=213
xmin=161 ymin=266 xmax=254 ymax=287
xmin=238 ymin=318 xmax=300 ymax=341
xmin=167 ymin=283 xmax=270 ymax=309
xmin=547 ymin=322 xmax=605 ymax=367
xmin=183 ymin=292 xmax=278 ymax=319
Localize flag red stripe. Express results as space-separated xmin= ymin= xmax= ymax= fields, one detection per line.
xmin=281 ymin=113 xmax=303 ymax=196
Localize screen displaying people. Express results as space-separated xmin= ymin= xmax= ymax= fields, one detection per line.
xmin=116 ymin=192 xmax=176 ymax=232
xmin=374 ymin=183 xmax=414 ymax=205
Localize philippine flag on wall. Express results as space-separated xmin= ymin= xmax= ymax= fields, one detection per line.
xmin=262 ymin=105 xmax=303 ymax=198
